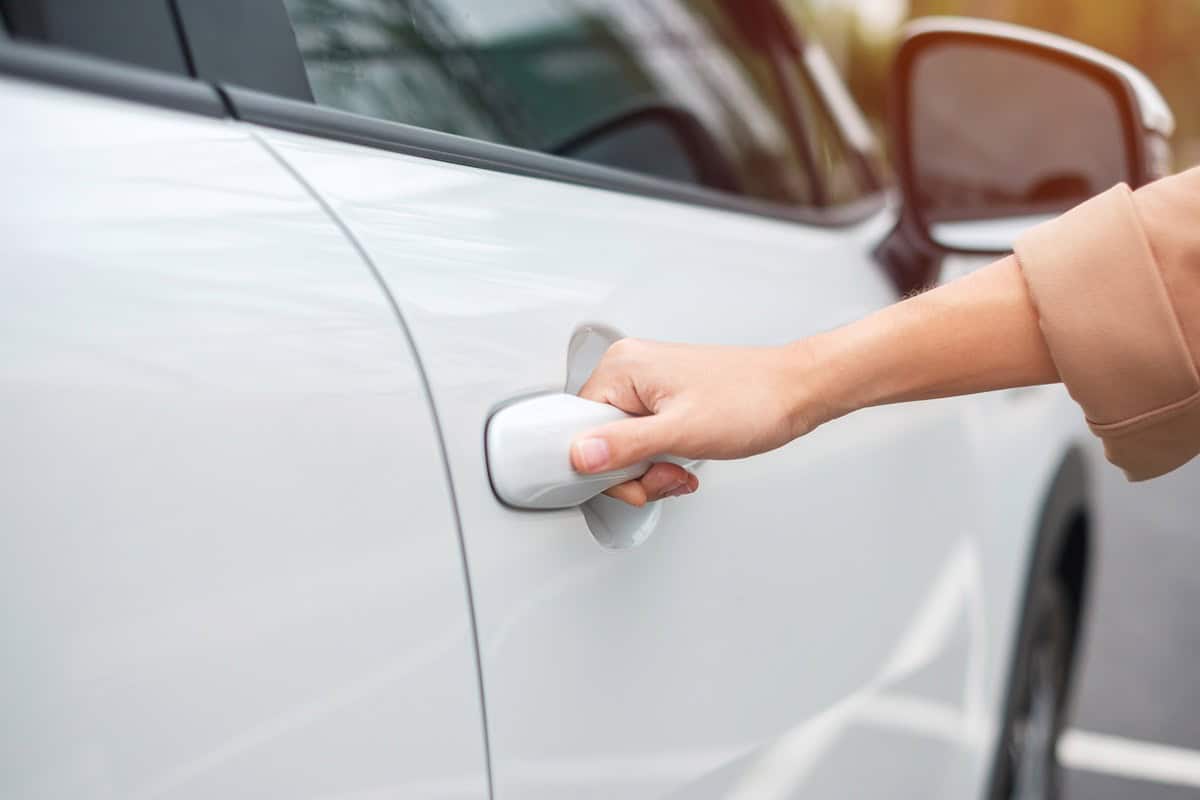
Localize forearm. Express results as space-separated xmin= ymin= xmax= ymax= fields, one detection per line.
xmin=796 ymin=255 xmax=1059 ymax=426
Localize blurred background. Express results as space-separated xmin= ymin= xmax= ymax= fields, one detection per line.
xmin=788 ymin=0 xmax=1200 ymax=168
xmin=785 ymin=2 xmax=1200 ymax=797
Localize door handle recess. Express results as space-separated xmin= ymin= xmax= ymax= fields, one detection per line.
xmin=487 ymin=393 xmax=674 ymax=510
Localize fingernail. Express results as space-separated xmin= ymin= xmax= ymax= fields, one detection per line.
xmin=666 ymin=483 xmax=695 ymax=498
xmin=574 ymin=438 xmax=610 ymax=472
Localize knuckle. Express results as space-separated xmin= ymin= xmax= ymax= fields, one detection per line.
xmin=577 ymin=375 xmax=603 ymax=400
xmin=609 ymin=337 xmax=645 ymax=361
xmin=607 ymin=338 xmax=634 ymax=360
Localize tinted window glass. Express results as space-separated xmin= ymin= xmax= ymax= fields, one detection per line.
xmin=0 ymin=0 xmax=189 ymax=75
xmin=777 ymin=55 xmax=864 ymax=205
xmin=281 ymin=0 xmax=515 ymax=143
xmin=175 ymin=0 xmax=313 ymax=101
xmin=562 ymin=115 xmax=704 ymax=185
xmin=649 ymin=0 xmax=816 ymax=203
xmin=282 ymin=0 xmax=817 ymax=205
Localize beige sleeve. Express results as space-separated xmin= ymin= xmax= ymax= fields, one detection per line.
xmin=1014 ymin=166 xmax=1200 ymax=481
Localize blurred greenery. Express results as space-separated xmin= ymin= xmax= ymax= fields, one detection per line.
xmin=782 ymin=0 xmax=1200 ymax=168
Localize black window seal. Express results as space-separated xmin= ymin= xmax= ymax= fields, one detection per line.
xmin=222 ymin=84 xmax=885 ymax=229
xmin=0 ymin=38 xmax=225 ymax=118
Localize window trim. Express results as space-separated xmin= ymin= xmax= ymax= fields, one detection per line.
xmin=0 ymin=39 xmax=225 ymax=117
xmin=222 ymin=84 xmax=884 ymax=228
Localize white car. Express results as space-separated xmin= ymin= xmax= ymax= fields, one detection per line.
xmin=0 ymin=2 xmax=1174 ymax=799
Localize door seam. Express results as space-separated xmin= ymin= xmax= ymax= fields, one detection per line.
xmin=246 ymin=126 xmax=495 ymax=800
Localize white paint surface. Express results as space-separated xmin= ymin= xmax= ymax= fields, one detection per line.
xmin=0 ymin=77 xmax=488 ymax=799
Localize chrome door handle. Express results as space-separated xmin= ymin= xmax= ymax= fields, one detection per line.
xmin=486 ymin=393 xmax=678 ymax=510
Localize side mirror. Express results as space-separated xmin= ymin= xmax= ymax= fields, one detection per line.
xmin=891 ymin=17 xmax=1175 ymax=254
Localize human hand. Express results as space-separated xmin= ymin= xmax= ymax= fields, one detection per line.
xmin=569 ymin=338 xmax=829 ymax=506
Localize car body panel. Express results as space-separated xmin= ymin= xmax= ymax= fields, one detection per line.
xmin=0 ymin=78 xmax=488 ymax=799
xmin=250 ymin=125 xmax=1076 ymax=799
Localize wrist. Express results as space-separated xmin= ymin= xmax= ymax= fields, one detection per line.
xmin=775 ymin=335 xmax=849 ymax=438
xmin=779 ymin=312 xmax=898 ymax=434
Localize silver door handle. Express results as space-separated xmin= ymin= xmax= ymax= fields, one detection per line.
xmin=486 ymin=393 xmax=681 ymax=510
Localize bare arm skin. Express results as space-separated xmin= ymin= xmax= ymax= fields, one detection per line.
xmin=572 ymin=254 xmax=1059 ymax=506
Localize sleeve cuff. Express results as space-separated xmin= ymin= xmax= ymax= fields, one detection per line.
xmin=1014 ymin=183 xmax=1199 ymax=430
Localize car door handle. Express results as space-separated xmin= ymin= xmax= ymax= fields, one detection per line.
xmin=486 ymin=393 xmax=679 ymax=510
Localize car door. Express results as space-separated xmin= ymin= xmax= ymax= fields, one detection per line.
xmin=0 ymin=11 xmax=488 ymax=798
xmin=179 ymin=1 xmax=989 ymax=797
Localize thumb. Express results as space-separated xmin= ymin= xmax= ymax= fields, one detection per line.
xmin=571 ymin=413 xmax=678 ymax=474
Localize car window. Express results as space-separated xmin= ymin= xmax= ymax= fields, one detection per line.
xmin=280 ymin=0 xmax=515 ymax=144
xmin=776 ymin=52 xmax=866 ymax=205
xmin=174 ymin=0 xmax=314 ymax=101
xmin=281 ymin=0 xmax=819 ymax=205
xmin=643 ymin=0 xmax=817 ymax=203
xmin=0 ymin=0 xmax=190 ymax=75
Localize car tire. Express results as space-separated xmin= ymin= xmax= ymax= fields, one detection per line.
xmin=998 ymin=579 xmax=1074 ymax=800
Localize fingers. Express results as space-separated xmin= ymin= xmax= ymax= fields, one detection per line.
xmin=603 ymin=463 xmax=699 ymax=506
xmin=603 ymin=480 xmax=649 ymax=507
xmin=577 ymin=340 xmax=654 ymax=416
xmin=576 ymin=368 xmax=611 ymax=404
xmin=571 ymin=413 xmax=678 ymax=474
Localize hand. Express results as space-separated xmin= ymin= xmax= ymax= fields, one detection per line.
xmin=569 ymin=338 xmax=828 ymax=506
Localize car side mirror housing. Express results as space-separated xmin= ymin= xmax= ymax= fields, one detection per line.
xmin=891 ymin=17 xmax=1175 ymax=255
